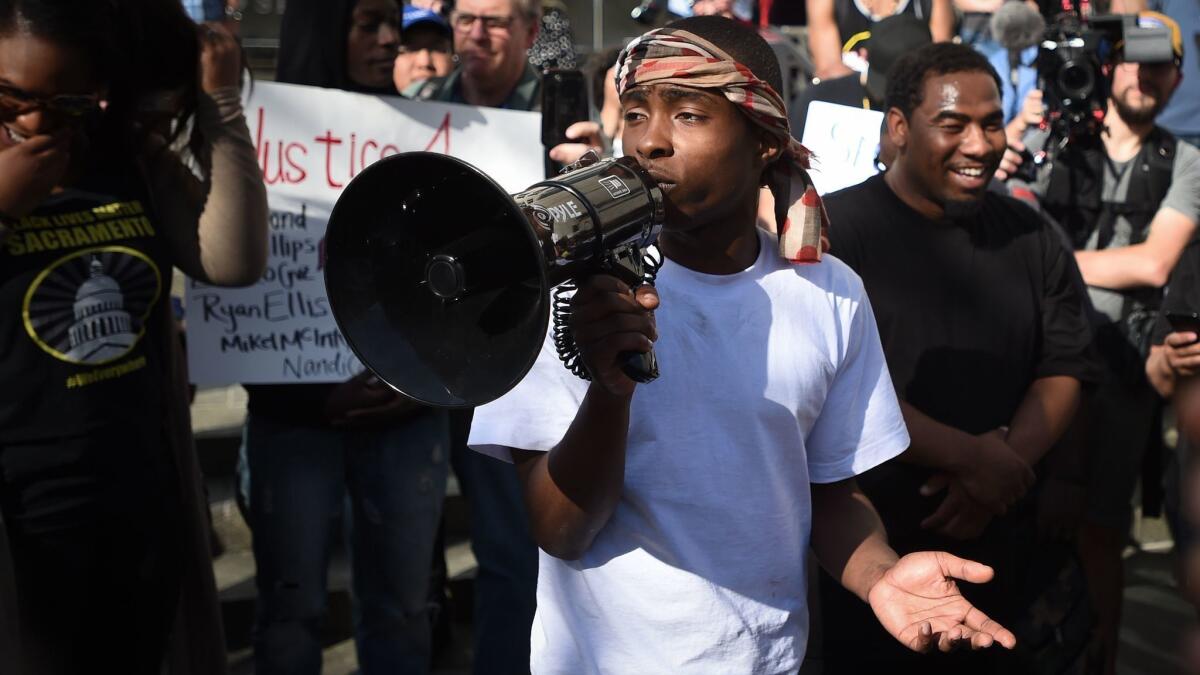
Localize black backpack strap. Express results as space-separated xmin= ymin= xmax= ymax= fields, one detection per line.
xmin=1045 ymin=140 xmax=1105 ymax=248
xmin=1116 ymin=127 xmax=1179 ymax=357
xmin=1126 ymin=126 xmax=1178 ymax=245
xmin=1084 ymin=128 xmax=1175 ymax=249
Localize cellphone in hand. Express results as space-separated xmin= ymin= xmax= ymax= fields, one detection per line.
xmin=1165 ymin=311 xmax=1200 ymax=340
xmin=541 ymin=69 xmax=591 ymax=149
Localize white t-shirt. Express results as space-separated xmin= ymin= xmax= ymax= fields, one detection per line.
xmin=469 ymin=228 xmax=909 ymax=674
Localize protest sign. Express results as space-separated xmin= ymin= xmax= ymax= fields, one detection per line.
xmin=185 ymin=81 xmax=543 ymax=385
xmin=800 ymin=101 xmax=885 ymax=195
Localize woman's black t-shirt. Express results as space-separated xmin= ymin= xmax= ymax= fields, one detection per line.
xmin=0 ymin=161 xmax=171 ymax=447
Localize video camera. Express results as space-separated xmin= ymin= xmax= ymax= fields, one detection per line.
xmin=1037 ymin=10 xmax=1177 ymax=141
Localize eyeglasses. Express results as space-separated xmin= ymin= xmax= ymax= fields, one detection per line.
xmin=450 ymin=12 xmax=517 ymax=33
xmin=0 ymin=84 xmax=103 ymax=118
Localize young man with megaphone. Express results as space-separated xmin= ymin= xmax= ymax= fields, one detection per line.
xmin=468 ymin=15 xmax=1018 ymax=672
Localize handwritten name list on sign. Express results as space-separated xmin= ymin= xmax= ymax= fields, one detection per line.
xmin=185 ymin=81 xmax=542 ymax=385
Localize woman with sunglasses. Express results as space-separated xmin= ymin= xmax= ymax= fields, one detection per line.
xmin=0 ymin=0 xmax=267 ymax=672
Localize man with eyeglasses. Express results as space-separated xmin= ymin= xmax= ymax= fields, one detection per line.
xmin=406 ymin=0 xmax=541 ymax=111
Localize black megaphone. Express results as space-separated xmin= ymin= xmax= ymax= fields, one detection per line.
xmin=323 ymin=151 xmax=665 ymax=408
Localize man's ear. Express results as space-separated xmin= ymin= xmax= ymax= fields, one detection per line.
xmin=758 ymin=132 xmax=784 ymax=166
xmin=523 ymin=15 xmax=540 ymax=49
xmin=886 ymin=107 xmax=908 ymax=152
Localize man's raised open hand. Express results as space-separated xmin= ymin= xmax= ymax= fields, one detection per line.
xmin=868 ymin=551 xmax=1018 ymax=653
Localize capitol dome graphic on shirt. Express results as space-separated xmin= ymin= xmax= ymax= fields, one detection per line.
xmin=23 ymin=246 xmax=162 ymax=365
xmin=65 ymin=257 xmax=138 ymax=361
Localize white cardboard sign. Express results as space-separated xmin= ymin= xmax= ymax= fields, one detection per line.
xmin=185 ymin=81 xmax=542 ymax=385
xmin=800 ymin=100 xmax=885 ymax=195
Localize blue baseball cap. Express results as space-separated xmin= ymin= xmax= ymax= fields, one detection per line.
xmin=402 ymin=6 xmax=451 ymax=34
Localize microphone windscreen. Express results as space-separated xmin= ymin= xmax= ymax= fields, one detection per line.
xmin=990 ymin=1 xmax=1046 ymax=52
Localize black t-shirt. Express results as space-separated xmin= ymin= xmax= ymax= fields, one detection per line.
xmin=825 ymin=174 xmax=1100 ymax=546
xmin=834 ymin=0 xmax=932 ymax=50
xmin=818 ymin=174 xmax=1101 ymax=670
xmin=0 ymin=163 xmax=170 ymax=446
xmin=1155 ymin=239 xmax=1200 ymax=343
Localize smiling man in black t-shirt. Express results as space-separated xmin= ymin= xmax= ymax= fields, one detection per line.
xmin=818 ymin=43 xmax=1101 ymax=673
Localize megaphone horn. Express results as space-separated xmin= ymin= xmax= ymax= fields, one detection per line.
xmin=324 ymin=151 xmax=665 ymax=408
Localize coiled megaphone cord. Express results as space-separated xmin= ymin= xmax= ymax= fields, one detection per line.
xmin=552 ymin=279 xmax=588 ymax=380
xmin=552 ymin=246 xmax=663 ymax=382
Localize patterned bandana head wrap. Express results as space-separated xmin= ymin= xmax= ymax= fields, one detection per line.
xmin=614 ymin=26 xmax=830 ymax=263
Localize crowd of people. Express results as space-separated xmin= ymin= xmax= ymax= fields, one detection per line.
xmin=0 ymin=0 xmax=1198 ymax=673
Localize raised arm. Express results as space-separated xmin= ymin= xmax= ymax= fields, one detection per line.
xmin=511 ymin=275 xmax=659 ymax=560
xmin=806 ymin=0 xmax=853 ymax=80
xmin=152 ymin=23 xmax=268 ymax=287
xmin=951 ymin=0 xmax=1003 ymax=12
xmin=929 ymin=0 xmax=956 ymax=42
xmin=0 ymin=132 xmax=70 ymax=253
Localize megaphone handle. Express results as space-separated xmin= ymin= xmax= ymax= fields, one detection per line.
xmin=601 ymin=248 xmax=661 ymax=385
xmin=619 ymin=348 xmax=658 ymax=384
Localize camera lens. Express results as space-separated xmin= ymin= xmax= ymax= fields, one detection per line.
xmin=1057 ymin=60 xmax=1095 ymax=102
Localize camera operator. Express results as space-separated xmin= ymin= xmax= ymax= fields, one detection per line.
xmin=1005 ymin=12 xmax=1200 ymax=675
xmin=1113 ymin=0 xmax=1200 ymax=149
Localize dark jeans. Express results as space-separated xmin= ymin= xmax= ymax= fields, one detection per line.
xmin=240 ymin=411 xmax=449 ymax=675
xmin=0 ymin=429 xmax=180 ymax=675
xmin=450 ymin=409 xmax=538 ymax=675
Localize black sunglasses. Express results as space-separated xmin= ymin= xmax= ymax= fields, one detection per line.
xmin=0 ymin=84 xmax=103 ymax=118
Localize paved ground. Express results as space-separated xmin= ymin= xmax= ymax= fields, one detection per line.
xmin=194 ymin=386 xmax=1198 ymax=674
xmin=1121 ymin=546 xmax=1193 ymax=674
